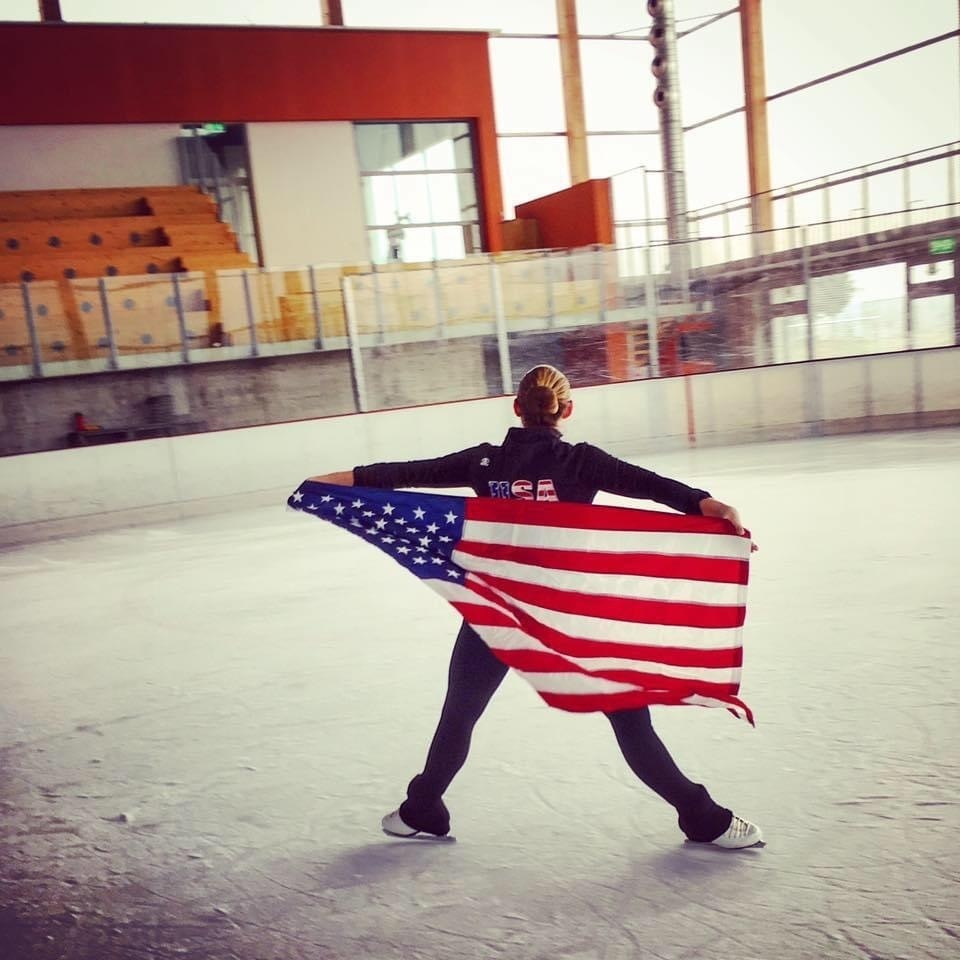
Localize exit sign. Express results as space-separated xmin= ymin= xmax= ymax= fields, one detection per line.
xmin=929 ymin=237 xmax=956 ymax=255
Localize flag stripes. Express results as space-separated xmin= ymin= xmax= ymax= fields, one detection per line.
xmin=455 ymin=538 xmax=749 ymax=585
xmin=290 ymin=481 xmax=754 ymax=722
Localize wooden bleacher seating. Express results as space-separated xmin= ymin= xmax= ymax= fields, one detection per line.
xmin=0 ymin=187 xmax=256 ymax=362
xmin=0 ymin=187 xmax=253 ymax=278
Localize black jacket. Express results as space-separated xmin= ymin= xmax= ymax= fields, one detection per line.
xmin=354 ymin=427 xmax=710 ymax=514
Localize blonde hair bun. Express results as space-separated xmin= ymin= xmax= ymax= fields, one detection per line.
xmin=516 ymin=364 xmax=572 ymax=427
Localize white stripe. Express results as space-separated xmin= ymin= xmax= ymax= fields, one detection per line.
xmin=476 ymin=625 xmax=741 ymax=686
xmin=430 ymin=579 xmax=743 ymax=651
xmin=463 ymin=519 xmax=750 ymax=560
xmin=452 ymin=548 xmax=746 ymax=607
xmin=682 ymin=693 xmax=750 ymax=719
xmin=507 ymin=670 xmax=640 ymax=696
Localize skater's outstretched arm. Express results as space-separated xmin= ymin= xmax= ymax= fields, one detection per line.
xmin=309 ymin=470 xmax=354 ymax=485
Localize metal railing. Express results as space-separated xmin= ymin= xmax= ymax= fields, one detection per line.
xmin=613 ymin=141 xmax=960 ymax=249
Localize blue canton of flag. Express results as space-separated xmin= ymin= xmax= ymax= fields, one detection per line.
xmin=288 ymin=481 xmax=467 ymax=583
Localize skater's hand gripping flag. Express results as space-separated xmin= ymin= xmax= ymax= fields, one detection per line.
xmin=289 ymin=482 xmax=755 ymax=723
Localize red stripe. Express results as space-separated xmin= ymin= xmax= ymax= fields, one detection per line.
xmin=489 ymin=648 xmax=740 ymax=698
xmin=451 ymin=602 xmax=517 ymax=628
xmin=539 ymin=689 xmax=754 ymax=724
xmin=466 ymin=497 xmax=746 ymax=539
xmin=471 ymin=572 xmax=746 ymax=629
xmin=456 ymin=540 xmax=749 ymax=585
xmin=459 ymin=581 xmax=743 ymax=669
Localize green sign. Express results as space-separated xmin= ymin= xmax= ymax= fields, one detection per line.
xmin=202 ymin=123 xmax=226 ymax=134
xmin=929 ymin=237 xmax=956 ymax=255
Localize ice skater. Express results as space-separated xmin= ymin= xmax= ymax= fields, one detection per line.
xmin=312 ymin=364 xmax=762 ymax=849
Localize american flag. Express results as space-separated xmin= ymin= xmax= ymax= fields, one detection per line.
xmin=289 ymin=481 xmax=754 ymax=723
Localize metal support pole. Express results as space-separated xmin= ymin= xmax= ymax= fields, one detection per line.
xmin=544 ymin=252 xmax=556 ymax=329
xmin=342 ymin=276 xmax=369 ymax=412
xmin=800 ymin=227 xmax=814 ymax=362
xmin=98 ymin=277 xmax=119 ymax=370
xmin=431 ymin=262 xmax=446 ymax=339
xmin=308 ymin=265 xmax=325 ymax=350
xmin=372 ymin=266 xmax=387 ymax=346
xmin=903 ymin=154 xmax=911 ymax=225
xmin=905 ymin=282 xmax=914 ymax=351
xmin=171 ymin=274 xmax=190 ymax=364
xmin=21 ymin=282 xmax=43 ymax=378
xmin=822 ymin=177 xmax=831 ymax=239
xmin=787 ymin=188 xmax=796 ymax=249
xmin=241 ymin=270 xmax=260 ymax=357
xmin=596 ymin=245 xmax=607 ymax=324
xmin=489 ymin=259 xmax=512 ymax=394
xmin=948 ymin=152 xmax=958 ymax=214
xmin=643 ymin=242 xmax=660 ymax=378
xmin=861 ymin=166 xmax=871 ymax=235
xmin=723 ymin=206 xmax=732 ymax=262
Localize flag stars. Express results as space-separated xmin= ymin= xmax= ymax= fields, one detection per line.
xmin=431 ymin=557 xmax=444 ymax=565
xmin=382 ymin=536 xmax=395 ymax=544
xmin=426 ymin=522 xmax=439 ymax=534
xmin=349 ymin=518 xmax=361 ymax=527
xmin=397 ymin=546 xmax=410 ymax=555
xmin=375 ymin=518 xmax=388 ymax=530
xmin=334 ymin=503 xmax=345 ymax=515
xmin=439 ymin=535 xmax=451 ymax=543
xmin=444 ymin=511 xmax=457 ymax=524
xmin=413 ymin=556 xmax=427 ymax=565
xmin=413 ymin=507 xmax=426 ymax=520
xmin=445 ymin=569 xmax=461 ymax=578
xmin=352 ymin=499 xmax=363 ymax=509
xmin=362 ymin=510 xmax=374 ymax=518
xmin=415 ymin=546 xmax=427 ymax=553
xmin=407 ymin=527 xmax=419 ymax=535
xmin=320 ymin=494 xmax=333 ymax=503
xmin=293 ymin=491 xmax=304 ymax=503
xmin=382 ymin=503 xmax=395 ymax=515
xmin=419 ymin=536 xmax=431 ymax=547
xmin=306 ymin=503 xmax=319 ymax=510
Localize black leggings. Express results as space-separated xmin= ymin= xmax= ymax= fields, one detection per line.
xmin=401 ymin=622 xmax=732 ymax=842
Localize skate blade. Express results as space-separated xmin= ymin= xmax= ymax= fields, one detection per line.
xmin=684 ymin=838 xmax=765 ymax=850
xmin=382 ymin=828 xmax=457 ymax=843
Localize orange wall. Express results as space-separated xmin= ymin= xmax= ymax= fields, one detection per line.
xmin=0 ymin=22 xmax=504 ymax=250
xmin=515 ymin=179 xmax=614 ymax=249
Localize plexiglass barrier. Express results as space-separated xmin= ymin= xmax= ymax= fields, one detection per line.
xmin=2 ymin=207 xmax=957 ymax=414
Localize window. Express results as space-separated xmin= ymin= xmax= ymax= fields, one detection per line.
xmin=355 ymin=122 xmax=481 ymax=264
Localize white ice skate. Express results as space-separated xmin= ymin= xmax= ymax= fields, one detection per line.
xmin=381 ymin=808 xmax=455 ymax=842
xmin=708 ymin=814 xmax=763 ymax=849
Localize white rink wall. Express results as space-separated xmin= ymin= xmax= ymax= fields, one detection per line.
xmin=1 ymin=346 xmax=958 ymax=544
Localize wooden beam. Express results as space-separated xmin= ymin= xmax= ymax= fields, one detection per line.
xmin=739 ymin=0 xmax=772 ymax=233
xmin=556 ymin=0 xmax=589 ymax=185
xmin=38 ymin=0 xmax=63 ymax=21
xmin=321 ymin=0 xmax=344 ymax=26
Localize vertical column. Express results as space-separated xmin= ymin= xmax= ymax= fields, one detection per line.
xmin=309 ymin=265 xmax=326 ymax=350
xmin=98 ymin=278 xmax=120 ymax=370
xmin=342 ymin=276 xmax=369 ymax=413
xmin=38 ymin=1 xmax=63 ymax=21
xmin=739 ymin=0 xmax=773 ymax=235
xmin=320 ymin=1 xmax=344 ymax=26
xmin=171 ymin=274 xmax=190 ymax=364
xmin=241 ymin=270 xmax=260 ymax=357
xmin=489 ymin=259 xmax=513 ymax=394
xmin=556 ymin=0 xmax=589 ymax=185
xmin=21 ymin=283 xmax=43 ymax=378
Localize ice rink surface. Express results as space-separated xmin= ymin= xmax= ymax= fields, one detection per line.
xmin=1 ymin=428 xmax=959 ymax=960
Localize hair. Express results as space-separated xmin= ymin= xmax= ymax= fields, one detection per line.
xmin=516 ymin=364 xmax=572 ymax=427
